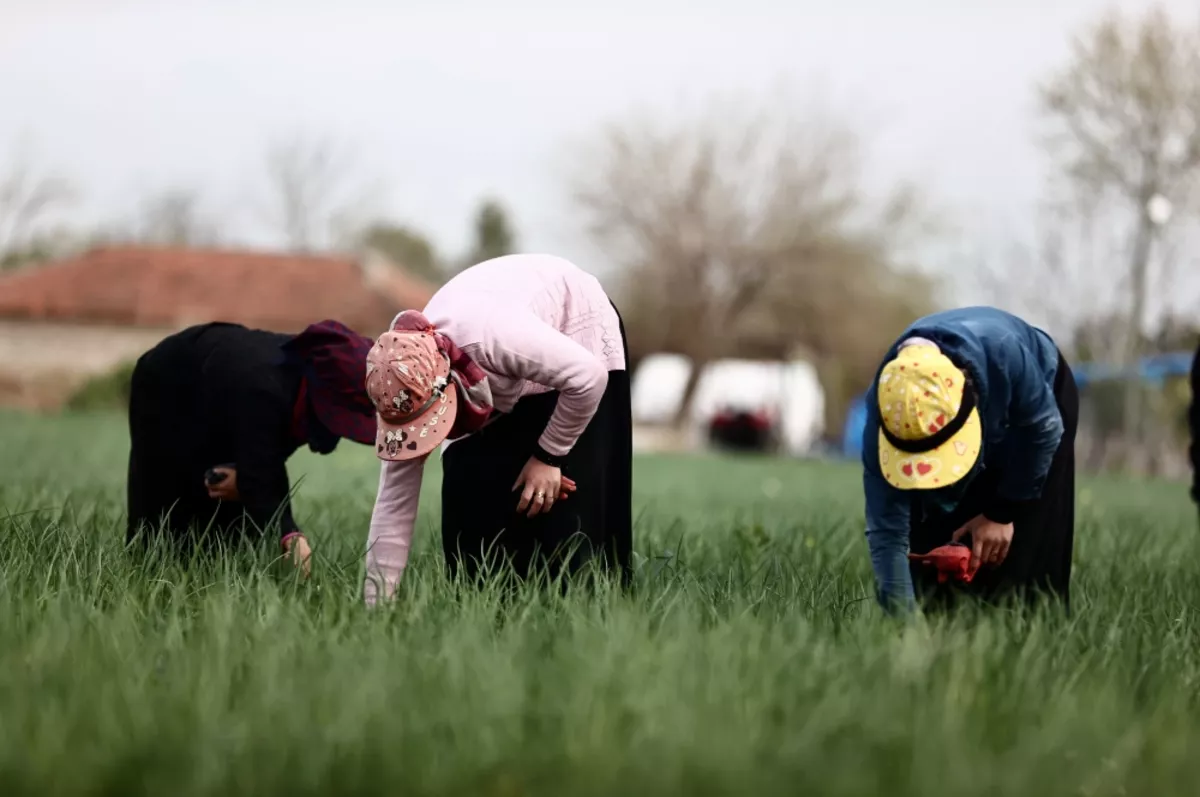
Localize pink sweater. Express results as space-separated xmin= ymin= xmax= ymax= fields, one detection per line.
xmin=363 ymin=254 xmax=626 ymax=604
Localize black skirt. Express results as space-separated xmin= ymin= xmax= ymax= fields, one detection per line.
xmin=126 ymin=323 xmax=301 ymax=548
xmin=126 ymin=326 xmax=243 ymax=545
xmin=439 ymin=310 xmax=633 ymax=590
xmin=909 ymin=349 xmax=1079 ymax=610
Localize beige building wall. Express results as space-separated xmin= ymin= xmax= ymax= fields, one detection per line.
xmin=0 ymin=320 xmax=175 ymax=409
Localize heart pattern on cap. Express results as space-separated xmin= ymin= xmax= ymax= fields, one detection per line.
xmin=899 ymin=458 xmax=942 ymax=480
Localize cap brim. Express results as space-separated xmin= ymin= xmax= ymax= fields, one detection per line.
xmin=877 ymin=408 xmax=982 ymax=490
xmin=376 ymin=383 xmax=459 ymax=461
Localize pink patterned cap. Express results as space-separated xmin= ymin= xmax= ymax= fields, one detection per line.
xmin=365 ymin=329 xmax=459 ymax=460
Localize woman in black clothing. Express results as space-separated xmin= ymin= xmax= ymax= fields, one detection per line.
xmin=125 ymin=319 xmax=377 ymax=568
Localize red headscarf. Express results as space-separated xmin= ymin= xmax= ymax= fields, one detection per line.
xmin=281 ymin=320 xmax=377 ymax=446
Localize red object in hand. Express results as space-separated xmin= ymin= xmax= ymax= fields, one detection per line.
xmin=907 ymin=544 xmax=978 ymax=584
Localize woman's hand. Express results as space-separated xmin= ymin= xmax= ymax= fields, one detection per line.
xmin=205 ymin=466 xmax=239 ymax=502
xmin=951 ymin=514 xmax=1014 ymax=571
xmin=283 ymin=533 xmax=312 ymax=578
xmin=513 ymin=457 xmax=563 ymax=518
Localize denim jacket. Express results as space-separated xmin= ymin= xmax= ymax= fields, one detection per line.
xmin=861 ymin=307 xmax=1064 ymax=612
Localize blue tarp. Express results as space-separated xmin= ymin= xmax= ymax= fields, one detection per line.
xmin=1071 ymin=351 xmax=1193 ymax=388
xmin=839 ymin=349 xmax=1195 ymax=460
xmin=841 ymin=396 xmax=868 ymax=460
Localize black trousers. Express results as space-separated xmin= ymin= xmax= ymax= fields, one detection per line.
xmin=910 ymin=350 xmax=1079 ymax=610
xmin=439 ymin=313 xmax=633 ymax=590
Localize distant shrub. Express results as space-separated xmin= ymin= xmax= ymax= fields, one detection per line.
xmin=65 ymin=360 xmax=137 ymax=411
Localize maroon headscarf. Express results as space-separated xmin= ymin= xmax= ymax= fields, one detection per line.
xmin=280 ymin=320 xmax=377 ymax=446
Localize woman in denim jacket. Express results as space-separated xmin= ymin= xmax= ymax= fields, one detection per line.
xmin=861 ymin=306 xmax=1079 ymax=613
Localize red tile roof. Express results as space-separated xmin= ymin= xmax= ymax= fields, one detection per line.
xmin=0 ymin=245 xmax=435 ymax=336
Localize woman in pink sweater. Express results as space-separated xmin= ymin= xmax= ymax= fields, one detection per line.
xmin=362 ymin=254 xmax=632 ymax=604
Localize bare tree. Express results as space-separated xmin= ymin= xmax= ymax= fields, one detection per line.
xmin=1038 ymin=5 xmax=1200 ymax=441
xmin=970 ymin=188 xmax=1126 ymax=356
xmin=133 ymin=187 xmax=221 ymax=246
xmin=570 ymin=90 xmax=938 ymax=429
xmin=260 ymin=134 xmax=382 ymax=254
xmin=0 ymin=137 xmax=75 ymax=263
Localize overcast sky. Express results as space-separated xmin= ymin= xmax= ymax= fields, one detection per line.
xmin=2 ymin=0 xmax=1196 ymax=325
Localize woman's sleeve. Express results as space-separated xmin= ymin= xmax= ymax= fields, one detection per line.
xmin=234 ymin=402 xmax=300 ymax=538
xmin=198 ymin=342 xmax=301 ymax=540
xmin=861 ymin=402 xmax=916 ymax=613
xmin=215 ymin=377 xmax=300 ymax=540
xmin=480 ymin=313 xmax=609 ymax=459
xmin=363 ymin=457 xmax=425 ymax=606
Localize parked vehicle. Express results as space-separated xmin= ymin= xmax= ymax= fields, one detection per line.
xmin=707 ymin=406 xmax=777 ymax=452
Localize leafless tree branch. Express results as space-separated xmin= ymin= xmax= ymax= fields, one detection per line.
xmin=1035 ymin=5 xmax=1200 ymax=443
xmin=133 ymin=187 xmax=221 ymax=246
xmin=0 ymin=137 xmax=76 ymax=256
xmin=569 ymin=87 xmax=940 ymax=428
xmin=259 ymin=133 xmax=384 ymax=254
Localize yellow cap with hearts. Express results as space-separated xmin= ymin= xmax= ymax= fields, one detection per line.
xmin=876 ymin=343 xmax=981 ymax=490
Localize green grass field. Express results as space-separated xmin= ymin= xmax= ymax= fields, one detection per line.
xmin=2 ymin=410 xmax=1199 ymax=796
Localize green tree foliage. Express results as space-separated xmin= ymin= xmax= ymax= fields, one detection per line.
xmin=359 ymin=223 xmax=443 ymax=284
xmin=64 ymin=361 xmax=137 ymax=411
xmin=1 ymin=238 xmax=59 ymax=271
xmin=465 ymin=199 xmax=517 ymax=267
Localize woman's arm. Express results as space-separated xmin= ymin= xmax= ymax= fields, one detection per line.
xmin=862 ymin=418 xmax=916 ymax=613
xmin=480 ymin=313 xmax=609 ymax=459
xmin=364 ymin=457 xmax=425 ymax=605
xmin=200 ymin=340 xmax=301 ymax=540
xmin=226 ymin=383 xmax=301 ymax=539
